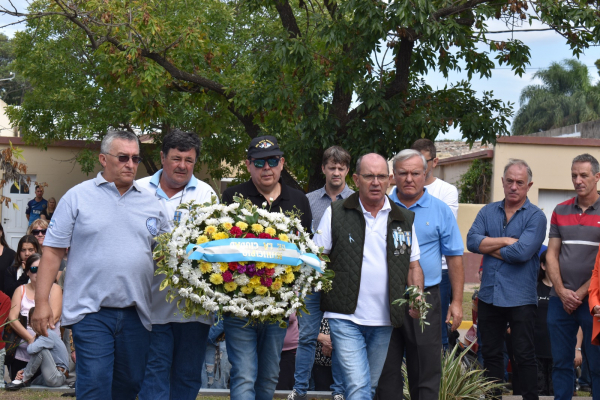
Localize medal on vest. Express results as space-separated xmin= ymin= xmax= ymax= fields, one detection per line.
xmin=393 ymin=227 xmax=403 ymax=256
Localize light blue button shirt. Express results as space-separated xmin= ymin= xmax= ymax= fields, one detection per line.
xmin=389 ymin=187 xmax=464 ymax=288
xmin=137 ymin=170 xmax=217 ymax=325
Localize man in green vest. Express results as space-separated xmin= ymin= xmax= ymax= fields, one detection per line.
xmin=315 ymin=153 xmax=424 ymax=399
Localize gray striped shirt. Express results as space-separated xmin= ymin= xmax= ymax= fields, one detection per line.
xmin=306 ymin=184 xmax=355 ymax=231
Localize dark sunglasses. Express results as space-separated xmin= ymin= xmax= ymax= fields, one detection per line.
xmin=32 ymin=229 xmax=47 ymax=236
xmin=250 ymin=158 xmax=280 ymax=168
xmin=105 ymin=153 xmax=143 ymax=164
xmin=30 ymin=266 xmax=38 ymax=274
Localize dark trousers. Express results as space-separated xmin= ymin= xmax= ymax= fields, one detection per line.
xmin=312 ymin=364 xmax=334 ymax=391
xmin=276 ymin=349 xmax=296 ymax=390
xmin=478 ymin=300 xmax=538 ymax=400
xmin=376 ymin=285 xmax=442 ymax=400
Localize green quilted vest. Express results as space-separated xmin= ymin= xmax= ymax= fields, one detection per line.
xmin=320 ymin=192 xmax=414 ymax=328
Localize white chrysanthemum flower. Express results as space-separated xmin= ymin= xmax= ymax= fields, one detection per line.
xmin=219 ymin=216 xmax=235 ymax=224
xmin=171 ymin=275 xmax=179 ymax=285
xmin=234 ymin=275 xmax=250 ymax=286
xmin=205 ymin=218 xmax=219 ymax=226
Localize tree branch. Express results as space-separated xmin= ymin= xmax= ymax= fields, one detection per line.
xmin=431 ymin=0 xmax=491 ymax=21
xmin=274 ymin=0 xmax=302 ymax=39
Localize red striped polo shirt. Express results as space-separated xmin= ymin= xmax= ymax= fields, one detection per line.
xmin=549 ymin=195 xmax=600 ymax=295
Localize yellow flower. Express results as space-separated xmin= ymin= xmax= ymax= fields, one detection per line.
xmin=236 ymin=221 xmax=248 ymax=230
xmin=222 ymin=222 xmax=233 ymax=230
xmin=241 ymin=286 xmax=253 ymax=294
xmin=278 ymin=234 xmax=289 ymax=242
xmin=254 ymin=286 xmax=268 ymax=295
xmin=219 ymin=263 xmax=229 ymax=272
xmin=285 ymin=266 xmax=293 ymax=274
xmin=265 ymin=227 xmax=276 ymax=236
xmin=238 ymin=261 xmax=247 ymax=266
xmin=283 ymin=272 xmax=295 ymax=284
xmin=224 ymin=282 xmax=238 ymax=292
xmin=266 ymin=263 xmax=277 ymax=269
xmin=249 ymin=276 xmax=261 ymax=287
xmin=209 ymin=273 xmax=223 ymax=285
xmin=251 ymin=224 xmax=264 ymax=233
xmin=213 ymin=232 xmax=230 ymax=240
xmin=200 ymin=262 xmax=212 ymax=274
xmin=256 ymin=262 xmax=267 ymax=270
xmin=293 ymin=265 xmax=301 ymax=272
xmin=196 ymin=235 xmax=209 ymax=244
xmin=204 ymin=226 xmax=217 ymax=237
xmin=271 ymin=279 xmax=282 ymax=291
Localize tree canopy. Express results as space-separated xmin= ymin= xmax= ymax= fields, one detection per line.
xmin=3 ymin=0 xmax=600 ymax=190
xmin=512 ymin=59 xmax=600 ymax=135
xmin=0 ymin=33 xmax=29 ymax=105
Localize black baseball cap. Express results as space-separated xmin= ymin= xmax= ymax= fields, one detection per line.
xmin=247 ymin=136 xmax=284 ymax=159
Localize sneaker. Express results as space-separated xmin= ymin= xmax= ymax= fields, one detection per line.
xmin=332 ymin=394 xmax=345 ymax=400
xmin=287 ymin=390 xmax=308 ymax=400
xmin=5 ymin=379 xmax=30 ymax=391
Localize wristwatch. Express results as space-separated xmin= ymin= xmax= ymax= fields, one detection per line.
xmin=576 ymin=347 xmax=582 ymax=351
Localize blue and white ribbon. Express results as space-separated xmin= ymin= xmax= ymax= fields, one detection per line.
xmin=186 ymin=239 xmax=323 ymax=273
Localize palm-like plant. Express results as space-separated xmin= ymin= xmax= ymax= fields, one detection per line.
xmin=402 ymin=344 xmax=504 ymax=399
xmin=512 ymin=59 xmax=600 ymax=135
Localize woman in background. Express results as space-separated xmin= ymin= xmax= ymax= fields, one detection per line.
xmin=7 ymin=253 xmax=62 ymax=380
xmin=41 ymin=197 xmax=57 ymax=221
xmin=3 ymin=236 xmax=41 ymax=299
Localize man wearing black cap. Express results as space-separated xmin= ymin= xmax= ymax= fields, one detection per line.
xmin=222 ymin=135 xmax=312 ymax=400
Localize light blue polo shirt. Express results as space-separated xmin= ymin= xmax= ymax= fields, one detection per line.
xmin=137 ymin=170 xmax=217 ymax=325
xmin=44 ymin=172 xmax=170 ymax=330
xmin=389 ymin=187 xmax=464 ymax=288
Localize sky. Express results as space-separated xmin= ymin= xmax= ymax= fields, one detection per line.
xmin=1 ymin=1 xmax=599 ymax=141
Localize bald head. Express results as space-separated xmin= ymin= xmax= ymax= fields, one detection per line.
xmin=356 ymin=153 xmax=389 ymax=175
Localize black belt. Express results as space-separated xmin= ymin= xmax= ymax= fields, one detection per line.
xmin=424 ymin=284 xmax=439 ymax=291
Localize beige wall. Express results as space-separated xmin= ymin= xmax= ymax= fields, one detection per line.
xmin=0 ymin=99 xmax=16 ymax=137
xmin=491 ymin=142 xmax=600 ymax=204
xmin=434 ymin=161 xmax=471 ymax=186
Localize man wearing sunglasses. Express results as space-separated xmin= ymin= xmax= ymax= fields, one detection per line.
xmin=31 ymin=130 xmax=170 ymax=400
xmin=222 ymin=135 xmax=312 ymax=400
xmin=137 ymin=129 xmax=217 ymax=400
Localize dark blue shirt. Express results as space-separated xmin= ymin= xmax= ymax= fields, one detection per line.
xmin=467 ymin=198 xmax=547 ymax=307
xmin=26 ymin=198 xmax=47 ymax=226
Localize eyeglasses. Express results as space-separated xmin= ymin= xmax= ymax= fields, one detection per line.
xmin=359 ymin=174 xmax=389 ymax=182
xmin=30 ymin=266 xmax=38 ymax=274
xmin=31 ymin=229 xmax=46 ymax=236
xmin=250 ymin=158 xmax=280 ymax=168
xmin=426 ymin=157 xmax=434 ymax=162
xmin=104 ymin=153 xmax=143 ymax=164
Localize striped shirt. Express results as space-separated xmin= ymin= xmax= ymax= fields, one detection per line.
xmin=306 ymin=184 xmax=355 ymax=231
xmin=549 ymin=196 xmax=600 ymax=296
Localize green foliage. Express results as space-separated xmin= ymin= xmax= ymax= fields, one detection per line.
xmin=0 ymin=33 xmax=29 ymax=105
xmin=403 ymin=344 xmax=504 ymax=399
xmin=512 ymin=59 xmax=600 ymax=135
xmin=4 ymin=1 xmax=600 ymax=188
xmin=458 ymin=159 xmax=492 ymax=204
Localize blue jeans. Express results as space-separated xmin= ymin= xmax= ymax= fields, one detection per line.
xmin=71 ymin=307 xmax=150 ymax=400
xmin=138 ymin=322 xmax=210 ymax=400
xmin=293 ymin=291 xmax=344 ymax=396
xmin=548 ymin=297 xmax=600 ymax=400
xmin=223 ymin=315 xmax=287 ymax=400
xmin=328 ymin=318 xmax=393 ymax=400
xmin=440 ymin=269 xmax=452 ymax=349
